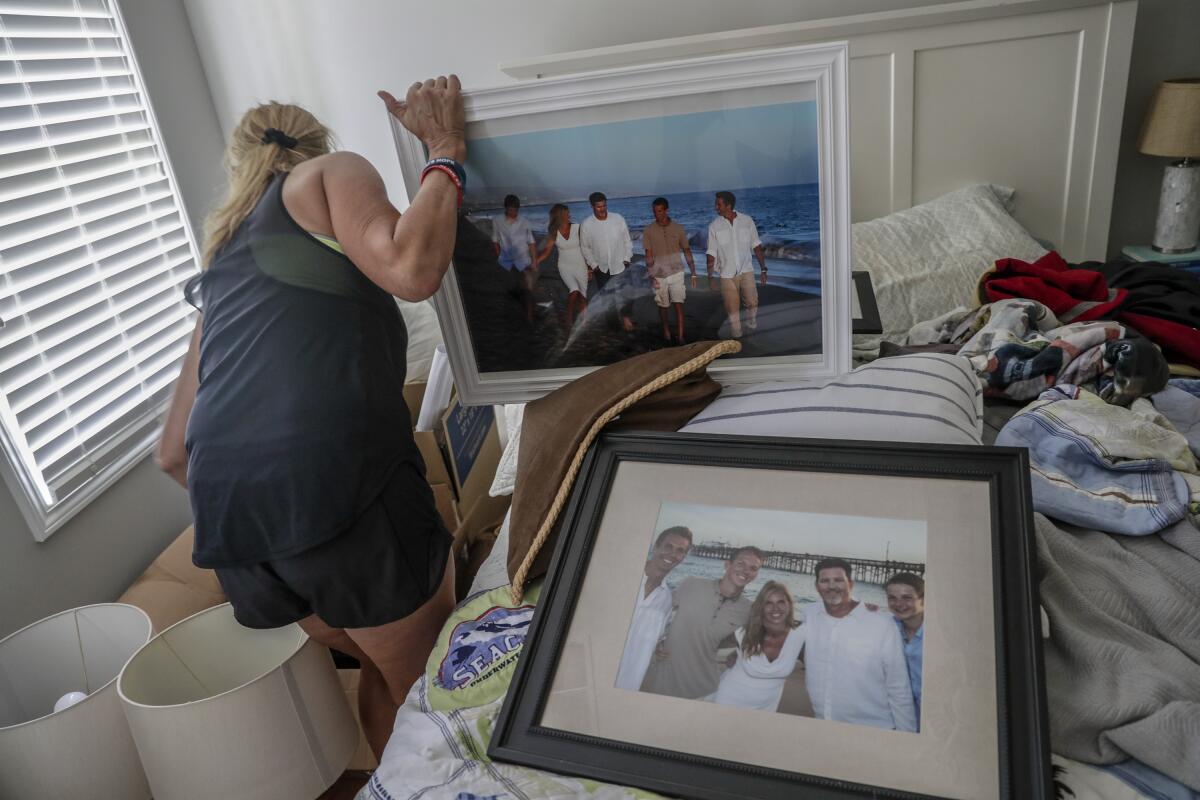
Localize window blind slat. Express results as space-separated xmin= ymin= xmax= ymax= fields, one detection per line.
xmin=0 ymin=93 xmax=142 ymax=131
xmin=1 ymin=14 xmax=116 ymax=37
xmin=0 ymin=84 xmax=134 ymax=108
xmin=2 ymin=41 xmax=125 ymax=61
xmin=2 ymin=2 xmax=110 ymax=18
xmin=0 ymin=65 xmax=130 ymax=86
xmin=1 ymin=118 xmax=150 ymax=156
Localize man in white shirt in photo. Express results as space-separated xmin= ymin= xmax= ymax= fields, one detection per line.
xmin=705 ymin=190 xmax=767 ymax=339
xmin=614 ymin=526 xmax=693 ymax=691
xmin=579 ymin=191 xmax=635 ymax=332
xmin=491 ymin=194 xmax=538 ymax=322
xmin=802 ymin=557 xmax=918 ymax=732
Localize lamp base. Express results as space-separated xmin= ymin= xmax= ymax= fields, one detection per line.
xmin=1152 ymin=161 xmax=1200 ymax=253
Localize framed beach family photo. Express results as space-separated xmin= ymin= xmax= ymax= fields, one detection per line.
xmin=489 ymin=432 xmax=1052 ymax=800
xmin=391 ymin=42 xmax=851 ymax=405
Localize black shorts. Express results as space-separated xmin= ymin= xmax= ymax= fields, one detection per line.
xmin=214 ymin=461 xmax=453 ymax=630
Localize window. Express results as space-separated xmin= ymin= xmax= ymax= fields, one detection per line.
xmin=0 ymin=0 xmax=199 ymax=540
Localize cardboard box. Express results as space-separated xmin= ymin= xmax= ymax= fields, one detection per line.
xmin=439 ymin=394 xmax=503 ymax=520
xmin=402 ymin=382 xmax=452 ymax=489
xmin=402 ymin=380 xmax=503 ymax=535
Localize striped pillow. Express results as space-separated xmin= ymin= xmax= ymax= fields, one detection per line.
xmin=681 ymin=354 xmax=982 ymax=445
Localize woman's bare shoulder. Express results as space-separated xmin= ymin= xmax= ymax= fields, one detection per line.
xmin=293 ymin=150 xmax=377 ymax=181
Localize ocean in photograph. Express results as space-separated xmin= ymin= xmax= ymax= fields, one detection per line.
xmin=662 ymin=556 xmax=894 ymax=609
xmin=470 ymin=183 xmax=822 ymax=294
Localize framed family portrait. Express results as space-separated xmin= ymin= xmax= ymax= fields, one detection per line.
xmin=392 ymin=42 xmax=851 ymax=405
xmin=489 ymin=432 xmax=1051 ymax=800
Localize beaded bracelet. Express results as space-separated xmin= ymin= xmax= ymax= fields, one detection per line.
xmin=420 ymin=162 xmax=464 ymax=208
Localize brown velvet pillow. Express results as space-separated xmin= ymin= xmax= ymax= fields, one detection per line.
xmin=506 ymin=340 xmax=738 ymax=600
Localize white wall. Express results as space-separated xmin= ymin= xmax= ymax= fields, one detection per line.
xmin=185 ymin=0 xmax=1198 ymax=258
xmin=0 ymin=0 xmax=224 ymax=638
xmin=184 ymin=0 xmax=969 ymax=210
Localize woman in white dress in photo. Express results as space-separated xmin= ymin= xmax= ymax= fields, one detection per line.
xmin=712 ymin=581 xmax=806 ymax=712
xmin=534 ymin=203 xmax=590 ymax=329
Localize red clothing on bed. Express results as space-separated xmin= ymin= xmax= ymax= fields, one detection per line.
xmin=980 ymin=252 xmax=1200 ymax=368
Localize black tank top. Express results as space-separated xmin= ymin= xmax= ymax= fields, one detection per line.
xmin=185 ymin=172 xmax=423 ymax=567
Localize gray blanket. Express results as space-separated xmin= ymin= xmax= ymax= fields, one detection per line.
xmin=1036 ymin=513 xmax=1200 ymax=790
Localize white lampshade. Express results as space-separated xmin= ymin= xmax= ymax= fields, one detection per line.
xmin=0 ymin=604 xmax=154 ymax=799
xmin=118 ymin=603 xmax=357 ymax=800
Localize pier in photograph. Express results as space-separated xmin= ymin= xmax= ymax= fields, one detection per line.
xmin=690 ymin=542 xmax=925 ymax=584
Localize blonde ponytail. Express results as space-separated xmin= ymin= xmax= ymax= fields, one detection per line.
xmin=201 ymin=102 xmax=332 ymax=266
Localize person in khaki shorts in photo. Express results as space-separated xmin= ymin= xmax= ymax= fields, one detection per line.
xmin=706 ymin=190 xmax=767 ymax=339
xmin=642 ymin=197 xmax=697 ymax=345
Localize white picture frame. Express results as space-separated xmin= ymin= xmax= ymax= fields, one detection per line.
xmin=391 ymin=41 xmax=851 ymax=405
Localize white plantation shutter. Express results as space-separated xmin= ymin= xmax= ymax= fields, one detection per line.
xmin=0 ymin=0 xmax=199 ymax=540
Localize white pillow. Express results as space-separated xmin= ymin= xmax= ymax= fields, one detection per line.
xmin=397 ymin=299 xmax=443 ymax=382
xmin=488 ymin=403 xmax=525 ymax=497
xmin=680 ymin=354 xmax=982 ymax=446
xmin=852 ymin=184 xmax=1046 ymax=359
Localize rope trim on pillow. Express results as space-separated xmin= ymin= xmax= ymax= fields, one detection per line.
xmin=509 ymin=339 xmax=741 ymax=603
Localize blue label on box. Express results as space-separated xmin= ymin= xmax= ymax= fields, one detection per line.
xmin=444 ymin=401 xmax=494 ymax=487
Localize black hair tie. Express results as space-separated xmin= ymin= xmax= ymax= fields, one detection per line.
xmin=261 ymin=128 xmax=298 ymax=149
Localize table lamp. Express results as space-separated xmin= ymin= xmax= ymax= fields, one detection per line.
xmin=1138 ymin=78 xmax=1200 ymax=253
xmin=0 ymin=604 xmax=154 ymax=799
xmin=119 ymin=603 xmax=358 ymax=800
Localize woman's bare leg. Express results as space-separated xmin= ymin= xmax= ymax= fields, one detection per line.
xmin=297 ymin=616 xmax=395 ymax=761
xmin=345 ymin=557 xmax=457 ymax=706
xmin=297 ymin=558 xmax=456 ymax=760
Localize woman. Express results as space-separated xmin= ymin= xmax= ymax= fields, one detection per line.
xmin=155 ymin=77 xmax=466 ymax=760
xmin=711 ymin=581 xmax=805 ymax=712
xmin=533 ymin=203 xmax=590 ymax=329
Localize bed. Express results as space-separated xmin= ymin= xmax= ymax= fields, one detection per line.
xmin=367 ymin=2 xmax=1200 ymax=798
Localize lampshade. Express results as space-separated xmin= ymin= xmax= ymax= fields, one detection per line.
xmin=1138 ymin=78 xmax=1200 ymax=158
xmin=0 ymin=604 xmax=154 ymax=799
xmin=118 ymin=603 xmax=358 ymax=800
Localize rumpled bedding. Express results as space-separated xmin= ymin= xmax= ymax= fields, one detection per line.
xmin=995 ymin=385 xmax=1200 ymax=535
xmin=1035 ymin=513 xmax=1200 ymax=790
xmin=958 ymin=300 xmax=1124 ymax=401
xmin=903 ymin=298 xmax=1141 ymax=401
xmin=981 ymin=252 xmax=1200 ymax=368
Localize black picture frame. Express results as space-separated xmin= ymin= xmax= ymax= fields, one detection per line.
xmin=852 ymin=271 xmax=883 ymax=335
xmin=489 ymin=431 xmax=1051 ymax=800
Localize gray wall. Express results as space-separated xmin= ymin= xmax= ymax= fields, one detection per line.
xmin=0 ymin=0 xmax=224 ymax=638
xmin=1106 ymin=0 xmax=1200 ymax=257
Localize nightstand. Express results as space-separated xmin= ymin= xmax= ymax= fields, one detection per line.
xmin=1122 ymin=244 xmax=1200 ymax=266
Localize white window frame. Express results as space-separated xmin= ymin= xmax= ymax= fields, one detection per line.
xmin=0 ymin=0 xmax=200 ymax=541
